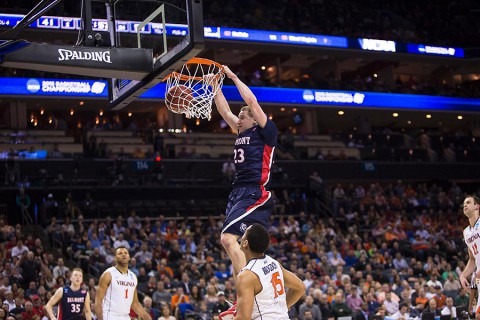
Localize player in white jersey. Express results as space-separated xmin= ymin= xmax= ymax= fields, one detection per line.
xmin=460 ymin=195 xmax=480 ymax=318
xmin=222 ymin=223 xmax=305 ymax=320
xmin=94 ymin=246 xmax=152 ymax=320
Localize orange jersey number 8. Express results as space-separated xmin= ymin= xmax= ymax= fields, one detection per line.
xmin=270 ymin=271 xmax=285 ymax=298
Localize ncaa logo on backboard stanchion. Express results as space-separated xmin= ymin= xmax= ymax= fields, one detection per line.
xmin=303 ymin=90 xmax=315 ymax=102
xmin=26 ymin=79 xmax=40 ymax=93
xmin=240 ymin=223 xmax=247 ymax=233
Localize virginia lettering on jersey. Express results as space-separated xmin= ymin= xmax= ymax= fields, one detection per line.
xmin=116 ymin=280 xmax=135 ymax=287
xmin=261 ymin=262 xmax=277 ymax=275
xmin=235 ymin=137 xmax=251 ymax=145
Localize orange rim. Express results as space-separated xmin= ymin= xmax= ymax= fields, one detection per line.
xmin=162 ymin=57 xmax=224 ymax=82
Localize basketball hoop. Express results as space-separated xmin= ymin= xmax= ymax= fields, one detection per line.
xmin=164 ymin=57 xmax=225 ymax=120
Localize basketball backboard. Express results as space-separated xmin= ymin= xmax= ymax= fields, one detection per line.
xmin=0 ymin=0 xmax=204 ymax=109
xmin=107 ymin=0 xmax=205 ymax=110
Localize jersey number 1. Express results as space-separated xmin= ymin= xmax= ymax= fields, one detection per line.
xmin=474 ymin=243 xmax=479 ymax=255
xmin=270 ymin=271 xmax=285 ymax=298
xmin=125 ymin=289 xmax=129 ymax=299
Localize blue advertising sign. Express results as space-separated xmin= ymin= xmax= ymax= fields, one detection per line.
xmin=1 ymin=78 xmax=479 ymax=112
xmin=0 ymin=13 xmax=466 ymax=57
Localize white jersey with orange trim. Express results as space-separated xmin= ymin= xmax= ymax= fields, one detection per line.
xmin=241 ymin=254 xmax=289 ymax=320
xmin=463 ymin=220 xmax=480 ymax=313
xmin=103 ymin=266 xmax=137 ymax=320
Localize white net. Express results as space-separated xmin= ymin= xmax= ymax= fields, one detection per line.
xmin=165 ymin=58 xmax=225 ymax=120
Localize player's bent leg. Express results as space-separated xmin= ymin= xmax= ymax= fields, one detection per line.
xmin=221 ymin=232 xmax=246 ymax=280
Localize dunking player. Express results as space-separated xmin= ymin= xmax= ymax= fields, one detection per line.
xmin=213 ymin=66 xmax=278 ymax=279
xmin=95 ymin=246 xmax=152 ymax=320
xmin=219 ymin=224 xmax=305 ymax=320
xmin=45 ymin=268 xmax=92 ymax=320
xmin=460 ymin=195 xmax=480 ymax=318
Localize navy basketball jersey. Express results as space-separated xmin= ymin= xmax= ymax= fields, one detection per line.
xmin=233 ymin=119 xmax=278 ymax=186
xmin=58 ymin=286 xmax=87 ymax=320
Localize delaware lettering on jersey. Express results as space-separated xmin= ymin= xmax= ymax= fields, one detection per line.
xmin=233 ymin=119 xmax=278 ymax=186
xmin=58 ymin=286 xmax=87 ymax=320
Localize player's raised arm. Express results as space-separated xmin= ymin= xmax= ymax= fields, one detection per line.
xmin=214 ymin=82 xmax=238 ymax=132
xmin=223 ymin=66 xmax=267 ymax=128
xmin=281 ymin=265 xmax=307 ymax=308
xmin=131 ymin=289 xmax=152 ymax=320
xmin=44 ymin=287 xmax=64 ymax=320
xmin=84 ymin=292 xmax=92 ymax=320
xmin=95 ymin=271 xmax=112 ymax=320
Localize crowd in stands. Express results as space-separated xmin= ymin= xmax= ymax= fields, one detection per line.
xmin=0 ymin=179 xmax=475 ymax=320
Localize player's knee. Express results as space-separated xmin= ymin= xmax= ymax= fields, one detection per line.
xmin=220 ymin=233 xmax=236 ymax=249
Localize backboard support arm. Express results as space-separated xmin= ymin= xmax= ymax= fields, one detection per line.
xmin=0 ymin=0 xmax=64 ymax=40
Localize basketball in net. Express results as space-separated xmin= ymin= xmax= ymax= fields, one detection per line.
xmin=165 ymin=85 xmax=194 ymax=116
xmin=164 ymin=57 xmax=225 ymax=120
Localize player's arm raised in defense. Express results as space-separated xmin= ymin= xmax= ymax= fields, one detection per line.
xmin=84 ymin=292 xmax=92 ymax=320
xmin=282 ymin=265 xmax=307 ymax=308
xmin=223 ymin=66 xmax=267 ymax=128
xmin=44 ymin=287 xmax=64 ymax=320
xmin=94 ymin=271 xmax=111 ymax=320
xmin=460 ymin=247 xmax=477 ymax=290
xmin=233 ymin=270 xmax=259 ymax=320
xmin=131 ymin=289 xmax=152 ymax=320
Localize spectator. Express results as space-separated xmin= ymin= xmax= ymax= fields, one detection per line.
xmin=113 ymin=233 xmax=130 ymax=250
xmin=393 ymin=253 xmax=409 ymax=271
xmin=52 ymin=258 xmax=69 ymax=279
xmin=17 ymin=252 xmax=39 ymax=289
xmin=331 ymin=292 xmax=352 ymax=319
xmin=143 ymin=296 xmax=160 ymax=320
xmin=299 ymin=295 xmax=322 ymax=320
xmin=427 ymin=274 xmax=443 ymax=290
xmin=213 ymin=263 xmax=231 ymax=282
xmin=211 ymin=291 xmax=229 ymax=316
xmin=152 ymin=281 xmax=172 ymax=309
xmin=366 ymin=292 xmax=380 ymax=315
xmin=20 ymin=300 xmax=35 ymax=320
xmin=422 ymin=299 xmax=441 ymax=318
xmin=8 ymin=298 xmax=25 ymax=317
xmin=171 ymin=286 xmax=190 ymax=315
xmin=345 ymin=286 xmax=363 ymax=312
xmin=15 ymin=189 xmax=31 ymax=224
xmin=384 ymin=292 xmax=399 ymax=316
xmin=317 ymin=293 xmax=333 ymax=320
xmin=433 ymin=286 xmax=447 ymax=309
xmin=353 ymin=302 xmax=368 ymax=320
xmin=391 ymin=302 xmax=410 ymax=320
xmin=443 ymin=274 xmax=462 ymax=292
xmin=3 ymin=291 xmax=15 ymax=311
xmin=440 ymin=297 xmax=457 ymax=318
xmin=454 ymin=288 xmax=469 ymax=308
xmin=11 ymin=239 xmax=29 ymax=260
xmin=158 ymin=304 xmax=175 ymax=320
